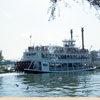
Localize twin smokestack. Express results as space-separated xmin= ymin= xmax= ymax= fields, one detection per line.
xmin=81 ymin=27 xmax=84 ymax=50
xmin=70 ymin=27 xmax=84 ymax=49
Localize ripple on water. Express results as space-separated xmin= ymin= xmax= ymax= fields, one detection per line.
xmin=0 ymin=71 xmax=100 ymax=97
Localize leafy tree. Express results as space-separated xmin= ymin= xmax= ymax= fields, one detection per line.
xmin=48 ymin=0 xmax=100 ymax=21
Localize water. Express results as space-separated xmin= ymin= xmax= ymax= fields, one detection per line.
xmin=0 ymin=69 xmax=100 ymax=97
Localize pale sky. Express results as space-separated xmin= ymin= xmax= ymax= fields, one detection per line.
xmin=0 ymin=0 xmax=100 ymax=60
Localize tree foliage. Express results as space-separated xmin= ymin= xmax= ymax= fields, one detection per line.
xmin=48 ymin=0 xmax=100 ymax=21
xmin=90 ymin=50 xmax=98 ymax=62
xmin=0 ymin=51 xmax=3 ymax=62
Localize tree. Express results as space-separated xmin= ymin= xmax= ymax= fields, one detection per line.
xmin=48 ymin=0 xmax=100 ymax=21
xmin=90 ymin=50 xmax=98 ymax=62
xmin=0 ymin=51 xmax=3 ymax=62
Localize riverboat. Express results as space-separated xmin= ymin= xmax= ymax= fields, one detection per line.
xmin=15 ymin=28 xmax=96 ymax=73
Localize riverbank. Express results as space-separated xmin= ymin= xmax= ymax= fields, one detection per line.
xmin=0 ymin=65 xmax=15 ymax=73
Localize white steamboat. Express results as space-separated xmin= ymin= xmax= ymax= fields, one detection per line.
xmin=15 ymin=28 xmax=95 ymax=73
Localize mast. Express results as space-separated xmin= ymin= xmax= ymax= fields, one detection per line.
xmin=30 ymin=35 xmax=32 ymax=46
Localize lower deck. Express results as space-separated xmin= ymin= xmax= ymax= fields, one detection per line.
xmin=15 ymin=60 xmax=93 ymax=72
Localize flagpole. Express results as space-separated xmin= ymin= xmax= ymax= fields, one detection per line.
xmin=30 ymin=35 xmax=32 ymax=46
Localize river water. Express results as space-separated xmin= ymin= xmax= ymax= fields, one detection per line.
xmin=0 ymin=69 xmax=100 ymax=97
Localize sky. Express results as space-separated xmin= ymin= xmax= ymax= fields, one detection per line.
xmin=0 ymin=0 xmax=100 ymax=60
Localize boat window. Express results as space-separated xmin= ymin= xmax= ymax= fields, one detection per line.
xmin=68 ymin=63 xmax=72 ymax=67
xmin=26 ymin=53 xmax=36 ymax=56
xmin=43 ymin=64 xmax=48 ymax=66
xmin=50 ymin=63 xmax=55 ymax=67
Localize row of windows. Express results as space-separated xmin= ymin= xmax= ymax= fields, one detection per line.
xmin=42 ymin=53 xmax=89 ymax=59
xmin=43 ymin=63 xmax=80 ymax=67
xmin=49 ymin=63 xmax=85 ymax=68
xmin=26 ymin=53 xmax=36 ymax=56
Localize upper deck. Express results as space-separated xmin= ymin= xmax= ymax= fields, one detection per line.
xmin=21 ymin=28 xmax=90 ymax=63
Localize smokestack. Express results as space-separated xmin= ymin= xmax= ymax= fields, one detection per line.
xmin=81 ymin=27 xmax=84 ymax=49
xmin=70 ymin=29 xmax=73 ymax=40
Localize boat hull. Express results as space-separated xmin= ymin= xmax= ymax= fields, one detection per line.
xmin=24 ymin=67 xmax=96 ymax=73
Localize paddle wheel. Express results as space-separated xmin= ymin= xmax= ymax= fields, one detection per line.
xmin=15 ymin=61 xmax=31 ymax=72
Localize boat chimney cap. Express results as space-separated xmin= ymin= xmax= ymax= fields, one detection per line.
xmin=81 ymin=27 xmax=84 ymax=33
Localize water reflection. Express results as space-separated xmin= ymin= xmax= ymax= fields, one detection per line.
xmin=0 ymin=70 xmax=100 ymax=97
